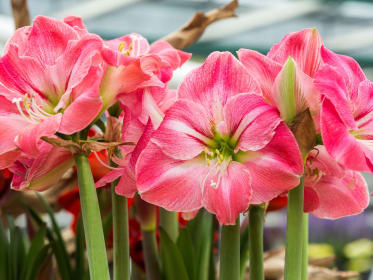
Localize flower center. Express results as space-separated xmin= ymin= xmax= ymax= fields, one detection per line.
xmin=118 ymin=42 xmax=133 ymax=56
xmin=12 ymin=93 xmax=53 ymax=124
xmin=204 ymin=133 xmax=236 ymax=166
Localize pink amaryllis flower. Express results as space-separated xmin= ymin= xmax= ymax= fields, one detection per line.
xmin=9 ymin=142 xmax=74 ymax=191
xmin=314 ymin=48 xmax=373 ymax=173
xmin=0 ymin=16 xmax=104 ymax=166
xmin=238 ymin=28 xmax=323 ymax=127
xmin=135 ymin=52 xmax=303 ymax=225
xmin=304 ymin=145 xmax=369 ymax=219
xmin=99 ymin=32 xmax=190 ymax=120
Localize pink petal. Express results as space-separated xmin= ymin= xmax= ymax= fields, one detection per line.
xmin=223 ymin=93 xmax=281 ymax=151
xmin=314 ymin=64 xmax=356 ymax=130
xmin=151 ymin=99 xmax=214 ymax=160
xmin=115 ymin=167 xmax=137 ymax=197
xmin=58 ymin=69 xmax=102 ymax=134
xmin=136 ymin=142 xmax=206 ymax=211
xmin=24 ymin=16 xmax=79 ymax=66
xmin=0 ymin=114 xmax=30 ymax=154
xmin=303 ymin=186 xmax=319 ymax=212
xmin=321 ymin=98 xmax=373 ymax=172
xmin=305 ymin=170 xmax=369 ymax=219
xmin=0 ymin=150 xmax=21 ymax=169
xmin=354 ymin=80 xmax=373 ymax=122
xmin=149 ymin=40 xmax=191 ymax=69
xmin=237 ymin=49 xmax=282 ymax=104
xmin=11 ymin=143 xmax=74 ymax=191
xmin=202 ymin=161 xmax=251 ymax=225
xmin=320 ymin=46 xmax=365 ymax=102
xmin=95 ymin=168 xmax=123 ymax=188
xmin=268 ymin=28 xmax=323 ymax=77
xmin=16 ymin=114 xmax=62 ymax=157
xmin=177 ymin=51 xmax=260 ymax=109
xmin=241 ymin=122 xmax=303 ymax=204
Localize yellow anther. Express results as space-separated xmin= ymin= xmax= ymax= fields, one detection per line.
xmin=118 ymin=42 xmax=126 ymax=52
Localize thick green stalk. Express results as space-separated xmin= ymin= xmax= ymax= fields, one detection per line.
xmin=74 ymin=154 xmax=110 ymax=280
xmin=159 ymin=208 xmax=178 ymax=242
xmin=220 ymin=218 xmax=240 ymax=280
xmin=136 ymin=198 xmax=161 ymax=280
xmin=111 ymin=182 xmax=130 ymax=280
xmin=249 ymin=205 xmax=265 ymax=280
xmin=284 ymin=176 xmax=305 ymax=280
xmin=301 ymin=213 xmax=309 ymax=280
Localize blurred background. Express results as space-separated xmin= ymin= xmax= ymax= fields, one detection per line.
xmin=0 ymin=0 xmax=372 ymax=278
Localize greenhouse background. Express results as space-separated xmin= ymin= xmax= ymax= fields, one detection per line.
xmin=0 ymin=0 xmax=372 ymax=279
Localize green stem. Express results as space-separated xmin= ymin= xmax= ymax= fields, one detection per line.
xmin=111 ymin=182 xmax=130 ymax=280
xmin=284 ymin=176 xmax=305 ymax=280
xmin=159 ymin=208 xmax=178 ymax=242
xmin=74 ymin=154 xmax=110 ymax=280
xmin=220 ymin=218 xmax=240 ymax=280
xmin=142 ymin=229 xmax=162 ymax=280
xmin=301 ymin=213 xmax=309 ymax=280
xmin=249 ymin=205 xmax=265 ymax=280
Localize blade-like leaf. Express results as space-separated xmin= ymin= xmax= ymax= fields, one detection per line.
xmin=177 ymin=227 xmax=197 ymax=280
xmin=159 ymin=228 xmax=189 ymax=280
xmin=186 ymin=210 xmax=213 ymax=280
xmin=37 ymin=194 xmax=73 ymax=280
xmin=26 ymin=245 xmax=52 ymax=280
xmin=0 ymin=220 xmax=9 ymax=280
xmin=21 ymin=226 xmax=47 ymax=280
xmin=74 ymin=217 xmax=86 ymax=279
xmin=240 ymin=222 xmax=249 ymax=280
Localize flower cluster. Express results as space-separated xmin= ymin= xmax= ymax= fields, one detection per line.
xmin=0 ymin=17 xmax=370 ymax=226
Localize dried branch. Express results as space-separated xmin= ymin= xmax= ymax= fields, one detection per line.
xmin=10 ymin=0 xmax=31 ymax=29
xmin=162 ymin=0 xmax=239 ymax=50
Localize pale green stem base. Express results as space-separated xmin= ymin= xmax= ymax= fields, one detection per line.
xmin=111 ymin=183 xmax=130 ymax=280
xmin=142 ymin=229 xmax=162 ymax=280
xmin=249 ymin=205 xmax=265 ymax=280
xmin=159 ymin=208 xmax=178 ymax=242
xmin=301 ymin=213 xmax=309 ymax=280
xmin=74 ymin=154 xmax=110 ymax=280
xmin=284 ymin=176 xmax=305 ymax=280
xmin=220 ymin=219 xmax=240 ymax=280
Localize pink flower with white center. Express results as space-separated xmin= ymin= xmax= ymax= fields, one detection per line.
xmin=99 ymin=33 xmax=191 ymax=124
xmin=304 ymin=145 xmax=369 ymax=219
xmin=135 ymin=52 xmax=303 ymax=225
xmin=238 ymin=28 xmax=323 ymax=127
xmin=314 ymin=47 xmax=373 ymax=173
xmin=0 ymin=16 xmax=104 ymax=167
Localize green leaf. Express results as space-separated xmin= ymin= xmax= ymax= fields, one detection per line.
xmin=74 ymin=217 xmax=86 ymax=279
xmin=26 ymin=245 xmax=52 ymax=280
xmin=159 ymin=228 xmax=189 ymax=280
xmin=37 ymin=194 xmax=73 ymax=280
xmin=0 ymin=220 xmax=9 ymax=280
xmin=21 ymin=226 xmax=47 ymax=280
xmin=240 ymin=222 xmax=249 ymax=280
xmin=177 ymin=227 xmax=197 ymax=280
xmin=186 ymin=210 xmax=213 ymax=280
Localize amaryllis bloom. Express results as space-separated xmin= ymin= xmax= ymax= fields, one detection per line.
xmin=9 ymin=142 xmax=74 ymax=191
xmin=314 ymin=48 xmax=373 ymax=173
xmin=136 ymin=52 xmax=303 ymax=224
xmin=304 ymin=145 xmax=369 ymax=219
xmin=0 ymin=16 xmax=104 ymax=166
xmin=238 ymin=28 xmax=323 ymax=127
xmin=100 ymin=33 xmax=190 ymax=117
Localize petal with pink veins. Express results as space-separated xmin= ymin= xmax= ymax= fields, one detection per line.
xmin=268 ymin=28 xmax=323 ymax=77
xmin=151 ymin=99 xmax=214 ymax=160
xmin=177 ymin=51 xmax=260 ymax=109
xmin=202 ymin=161 xmax=251 ymax=225
xmin=136 ymin=142 xmax=207 ymax=212
xmin=240 ymin=122 xmax=303 ymax=204
xmin=237 ymin=49 xmax=281 ymax=104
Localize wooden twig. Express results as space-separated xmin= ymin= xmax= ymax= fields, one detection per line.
xmin=10 ymin=0 xmax=31 ymax=29
xmin=162 ymin=0 xmax=239 ymax=50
